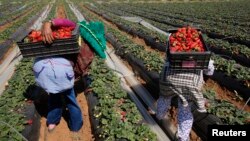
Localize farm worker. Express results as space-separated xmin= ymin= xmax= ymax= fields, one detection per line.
xmin=156 ymin=60 xmax=214 ymax=141
xmin=33 ymin=18 xmax=84 ymax=132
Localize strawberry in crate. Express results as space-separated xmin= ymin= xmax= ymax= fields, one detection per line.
xmin=169 ymin=27 xmax=205 ymax=52
xmin=24 ymin=27 xmax=74 ymax=43
xmin=24 ymin=30 xmax=42 ymax=43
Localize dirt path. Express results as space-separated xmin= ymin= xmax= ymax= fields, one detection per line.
xmin=82 ymin=5 xmax=250 ymax=113
xmin=0 ymin=8 xmax=34 ymax=32
xmin=37 ymin=5 xmax=93 ymax=141
xmin=204 ymin=78 xmax=250 ymax=112
xmin=82 ymin=5 xmax=250 ymax=141
xmin=56 ymin=5 xmax=66 ymax=19
xmin=38 ymin=91 xmax=93 ymax=141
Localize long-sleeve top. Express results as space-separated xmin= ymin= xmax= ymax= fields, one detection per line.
xmin=33 ymin=19 xmax=76 ymax=94
xmin=158 ymin=61 xmax=209 ymax=113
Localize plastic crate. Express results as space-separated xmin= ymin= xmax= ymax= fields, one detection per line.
xmin=166 ymin=28 xmax=211 ymax=70
xmin=17 ymin=26 xmax=80 ymax=58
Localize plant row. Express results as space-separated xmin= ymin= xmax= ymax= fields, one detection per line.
xmin=101 ymin=1 xmax=250 ymax=45
xmin=45 ymin=2 xmax=57 ymax=21
xmin=88 ymin=58 xmax=157 ymax=140
xmin=133 ymin=2 xmax=250 ymax=27
xmin=0 ymin=3 xmax=52 ymax=61
xmin=86 ymin=4 xmax=250 ymax=88
xmin=0 ymin=2 xmax=61 ymax=140
xmin=0 ymin=59 xmax=35 ymax=140
xmin=63 ymin=0 xmax=78 ymax=22
xmin=93 ymin=3 xmax=250 ymax=67
xmin=0 ymin=0 xmax=33 ymax=15
xmin=0 ymin=2 xmax=35 ymax=26
xmin=100 ymin=3 xmax=250 ymax=46
xmin=74 ymin=1 xmax=250 ymax=125
xmin=0 ymin=4 xmax=46 ymax=43
xmin=70 ymin=2 xmax=158 ymax=140
xmin=106 ymin=22 xmax=250 ymax=125
xmin=126 ymin=3 xmax=249 ymax=31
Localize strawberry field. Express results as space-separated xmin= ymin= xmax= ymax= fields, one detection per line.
xmin=0 ymin=0 xmax=249 ymax=141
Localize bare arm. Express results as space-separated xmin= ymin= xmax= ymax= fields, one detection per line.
xmin=41 ymin=19 xmax=76 ymax=44
xmin=41 ymin=21 xmax=54 ymax=44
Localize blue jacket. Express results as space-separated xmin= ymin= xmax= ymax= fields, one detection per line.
xmin=33 ymin=57 xmax=74 ymax=94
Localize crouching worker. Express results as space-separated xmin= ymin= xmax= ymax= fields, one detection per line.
xmin=156 ymin=60 xmax=214 ymax=141
xmin=33 ymin=18 xmax=83 ymax=132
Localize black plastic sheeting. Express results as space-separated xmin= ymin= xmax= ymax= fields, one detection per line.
xmin=102 ymin=12 xmax=250 ymax=67
xmin=91 ymin=7 xmax=249 ymax=98
xmin=21 ymin=85 xmax=43 ymax=141
xmin=192 ymin=110 xmax=222 ymax=141
xmin=211 ymin=71 xmax=250 ymax=103
xmin=21 ymin=102 xmax=41 ymax=141
xmin=85 ymin=92 xmax=103 ymax=141
xmin=210 ymin=47 xmax=250 ymax=67
xmin=116 ymin=22 xmax=166 ymax=52
xmin=0 ymin=40 xmax=14 ymax=60
xmin=207 ymin=32 xmax=250 ymax=47
xmin=86 ymin=91 xmax=128 ymax=141
xmin=107 ymin=32 xmax=250 ymax=104
xmin=106 ymin=33 xmax=160 ymax=95
xmin=106 ymin=32 xmax=222 ymax=141
xmin=87 ymin=7 xmax=167 ymax=52
xmin=0 ymin=6 xmax=45 ymax=61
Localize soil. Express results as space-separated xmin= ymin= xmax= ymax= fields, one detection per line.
xmin=38 ymin=90 xmax=94 ymax=141
xmin=56 ymin=5 xmax=66 ymax=19
xmin=37 ymin=5 xmax=94 ymax=141
xmin=0 ymin=43 xmax=15 ymax=65
xmin=83 ymin=5 xmax=250 ymax=141
xmin=84 ymin=4 xmax=250 ymax=113
xmin=32 ymin=3 xmax=250 ymax=141
xmin=0 ymin=8 xmax=32 ymax=32
xmin=204 ymin=78 xmax=250 ymax=112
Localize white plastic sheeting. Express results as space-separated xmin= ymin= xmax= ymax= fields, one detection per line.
xmin=69 ymin=4 xmax=172 ymax=140
xmin=30 ymin=4 xmax=53 ymax=30
xmin=121 ymin=16 xmax=169 ymax=36
xmin=105 ymin=47 xmax=171 ymax=141
xmin=0 ymin=4 xmax=53 ymax=95
xmin=67 ymin=0 xmax=86 ymax=22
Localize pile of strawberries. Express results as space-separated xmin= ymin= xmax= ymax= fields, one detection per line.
xmin=24 ymin=26 xmax=74 ymax=43
xmin=169 ymin=27 xmax=205 ymax=52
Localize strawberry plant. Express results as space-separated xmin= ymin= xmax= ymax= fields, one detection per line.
xmin=0 ymin=58 xmax=35 ymax=140
xmin=73 ymin=0 xmax=250 ymax=132
xmin=0 ymin=4 xmax=43 ymax=42
xmin=107 ymin=22 xmax=249 ymax=125
xmin=212 ymin=55 xmax=250 ymax=87
xmin=205 ymin=37 xmax=250 ymax=59
xmin=89 ymin=58 xmax=157 ymax=140
xmin=203 ymin=90 xmax=250 ymax=125
xmin=107 ymin=27 xmax=164 ymax=73
xmin=63 ymin=0 xmax=78 ymax=22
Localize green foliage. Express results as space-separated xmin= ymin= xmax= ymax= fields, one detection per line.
xmin=89 ymin=58 xmax=157 ymax=140
xmin=0 ymin=58 xmax=35 ymax=140
xmin=107 ymin=28 xmax=164 ymax=73
xmin=212 ymin=55 xmax=250 ymax=87
xmin=203 ymin=89 xmax=250 ymax=125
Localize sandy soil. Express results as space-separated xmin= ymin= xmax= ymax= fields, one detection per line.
xmin=37 ymin=5 xmax=94 ymax=141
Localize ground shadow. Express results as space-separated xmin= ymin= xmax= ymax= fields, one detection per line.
xmin=23 ymin=77 xmax=88 ymax=129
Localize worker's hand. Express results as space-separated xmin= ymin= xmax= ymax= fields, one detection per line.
xmin=42 ymin=22 xmax=54 ymax=44
xmin=205 ymin=98 xmax=210 ymax=108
